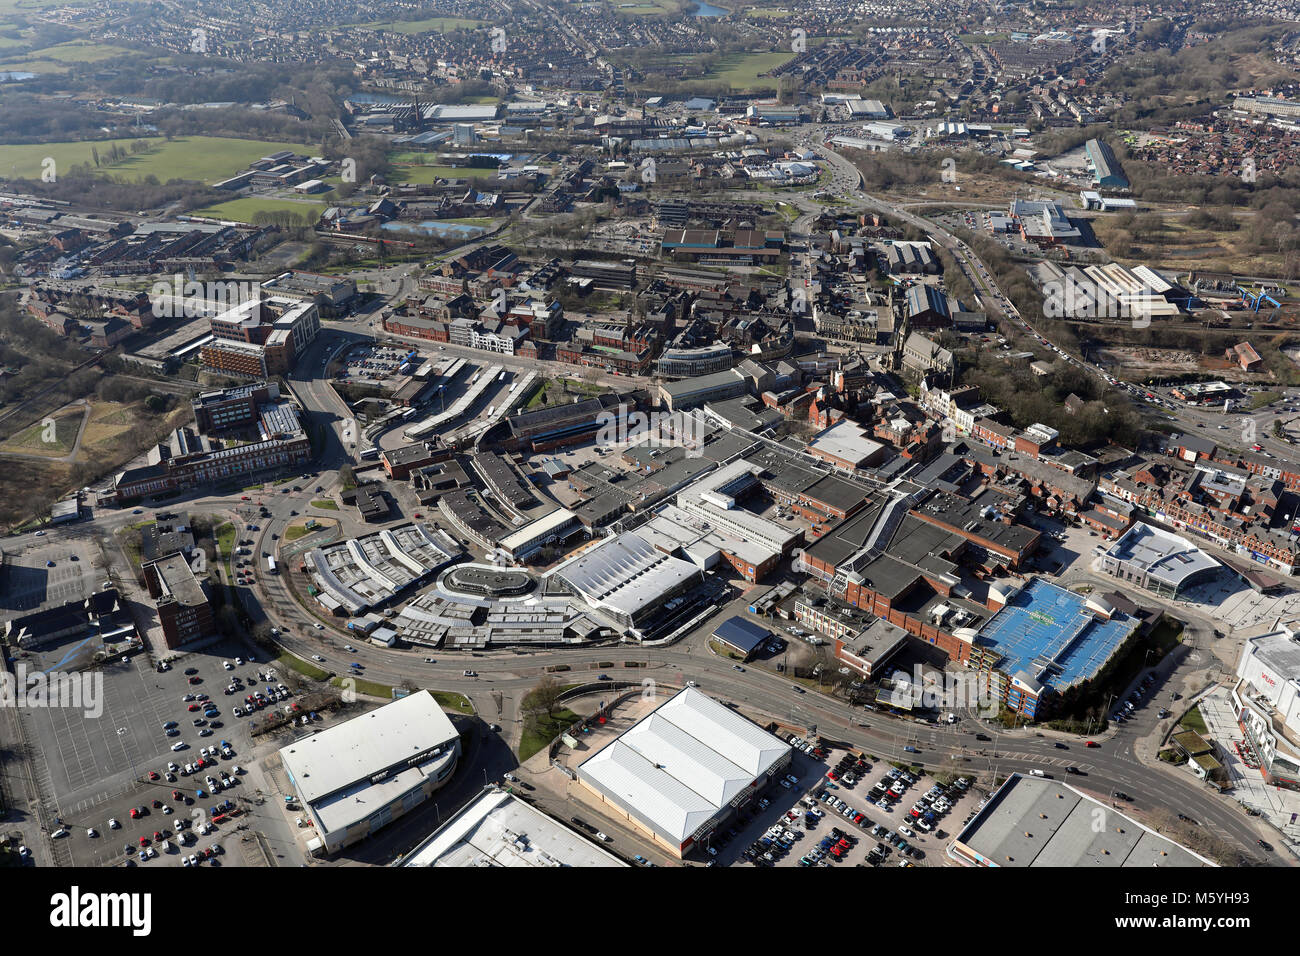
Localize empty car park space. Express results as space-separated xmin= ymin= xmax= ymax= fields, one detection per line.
xmin=20 ymin=653 xmax=180 ymax=807
xmin=22 ymin=640 xmax=267 ymax=866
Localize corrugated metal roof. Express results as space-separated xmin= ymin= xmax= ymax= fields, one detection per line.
xmin=577 ymin=689 xmax=790 ymax=844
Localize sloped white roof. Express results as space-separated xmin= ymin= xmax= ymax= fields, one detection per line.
xmin=577 ymin=688 xmax=790 ymax=845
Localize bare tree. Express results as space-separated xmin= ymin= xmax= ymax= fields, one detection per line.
xmin=522 ymin=674 xmax=563 ymax=721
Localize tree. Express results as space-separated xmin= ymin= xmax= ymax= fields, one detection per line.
xmin=522 ymin=674 xmax=563 ymax=721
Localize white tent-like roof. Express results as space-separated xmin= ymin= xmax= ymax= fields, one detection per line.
xmin=577 ymin=689 xmax=790 ymax=847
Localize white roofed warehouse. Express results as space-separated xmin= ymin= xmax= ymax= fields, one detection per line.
xmin=278 ymin=691 xmax=461 ymax=856
xmin=575 ymin=687 xmax=792 ymax=857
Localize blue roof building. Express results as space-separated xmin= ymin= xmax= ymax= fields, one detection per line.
xmin=974 ymin=578 xmax=1139 ymax=719
xmin=712 ymin=616 xmax=772 ymax=659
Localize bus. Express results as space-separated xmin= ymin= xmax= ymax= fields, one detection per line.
xmin=266 ymin=556 xmax=278 ymax=574
xmin=401 ymin=408 xmax=418 ymax=420
xmin=360 ymin=447 xmax=380 ymax=461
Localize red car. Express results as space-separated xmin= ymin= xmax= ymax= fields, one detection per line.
xmin=188 ymin=677 xmax=202 ymax=685
xmin=1085 ymin=741 xmax=1100 ymax=748
xmin=413 ymin=512 xmax=423 ymax=519
xmin=148 ymin=771 xmax=159 ymax=780
xmin=152 ymin=831 xmax=163 ymax=842
xmin=129 ymin=808 xmax=140 ymax=819
xmin=827 ymin=770 xmax=839 ymax=781
xmin=151 ymin=799 xmax=162 ymax=809
xmin=138 ymin=836 xmax=149 ymax=845
xmin=188 ymin=704 xmax=200 ymax=712
xmin=241 ymin=496 xmax=250 ymax=501
xmin=172 ymin=789 xmax=183 ymax=801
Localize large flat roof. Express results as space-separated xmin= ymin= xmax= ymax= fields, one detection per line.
xmin=954 ymin=774 xmax=1212 ymax=867
xmin=279 ymin=691 xmax=458 ymax=807
xmin=808 ymin=421 xmax=884 ymax=465
xmin=498 ymin=508 xmax=577 ymax=551
xmin=146 ymin=552 xmax=208 ymax=608
xmin=577 ymin=688 xmax=790 ymax=845
xmin=400 ymin=787 xmax=625 ymax=867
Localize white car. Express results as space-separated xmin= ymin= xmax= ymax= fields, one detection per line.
xmin=52 ymin=829 xmax=68 ymax=839
xmin=223 ymin=661 xmax=234 ymax=670
xmin=235 ymin=657 xmax=243 ymax=665
xmin=171 ymin=742 xmax=187 ymax=752
xmin=312 ymin=655 xmax=325 ymax=662
xmin=344 ymin=645 xmax=355 ymax=652
xmin=898 ymin=826 xmax=915 ymax=839
xmin=108 ymin=818 xmax=120 ymax=830
xmin=86 ymin=828 xmax=98 ymax=838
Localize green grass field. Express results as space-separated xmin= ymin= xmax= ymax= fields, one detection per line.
xmin=0 ymin=38 xmax=139 ymax=75
xmin=26 ymin=40 xmax=131 ymax=62
xmin=0 ymin=135 xmax=307 ymax=183
xmin=0 ymin=0 xmax=71 ymax=32
xmin=710 ymin=51 xmax=794 ymax=89
xmin=352 ymin=16 xmax=485 ymax=33
xmin=194 ymin=197 xmax=328 ymax=223
xmin=388 ymin=162 xmax=499 ymax=184
xmin=276 ymin=653 xmax=330 ymax=682
xmin=431 ymin=691 xmax=474 ymax=714
xmin=330 ymin=675 xmax=395 ymax=698
xmin=520 ymin=707 xmax=579 ymax=762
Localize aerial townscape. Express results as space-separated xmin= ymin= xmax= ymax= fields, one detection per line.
xmin=1 ymin=0 xmax=1300 ymax=913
